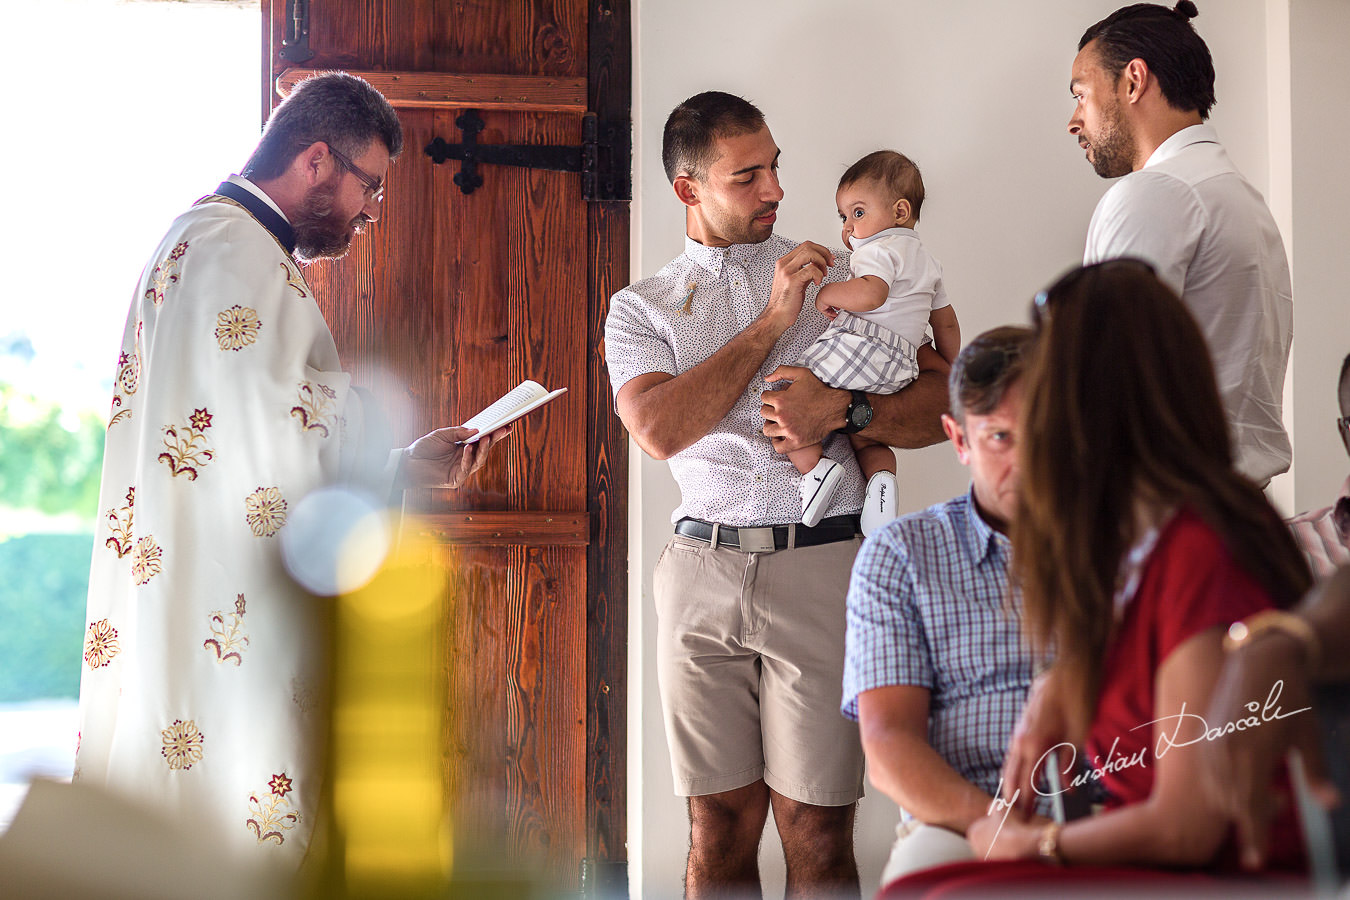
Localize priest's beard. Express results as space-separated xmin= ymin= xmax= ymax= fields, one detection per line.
xmin=293 ymin=178 xmax=370 ymax=263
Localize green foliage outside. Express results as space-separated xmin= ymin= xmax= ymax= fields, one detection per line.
xmin=0 ymin=534 xmax=90 ymax=702
xmin=0 ymin=383 xmax=105 ymax=519
xmin=0 ymin=382 xmax=104 ymax=700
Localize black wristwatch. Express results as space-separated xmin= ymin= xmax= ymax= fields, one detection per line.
xmin=842 ymin=389 xmax=873 ymax=434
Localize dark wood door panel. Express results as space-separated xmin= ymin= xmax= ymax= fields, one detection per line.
xmin=440 ymin=544 xmax=586 ymax=877
xmin=265 ymin=1 xmax=628 ymax=890
xmin=307 ymin=107 xmax=589 ymax=513
xmin=270 ymin=0 xmax=587 ymax=76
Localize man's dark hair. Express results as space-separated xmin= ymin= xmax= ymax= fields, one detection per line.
xmin=840 ymin=150 xmax=925 ymax=222
xmin=949 ymin=326 xmax=1035 ymax=423
xmin=242 ymin=72 xmax=403 ymax=181
xmin=662 ymin=91 xmax=766 ymax=184
xmin=1079 ymin=1 xmax=1215 ymax=119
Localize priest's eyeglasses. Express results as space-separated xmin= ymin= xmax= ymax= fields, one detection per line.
xmin=328 ymin=145 xmax=385 ymax=203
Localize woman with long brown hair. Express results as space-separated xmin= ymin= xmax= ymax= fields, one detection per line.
xmin=963 ymin=259 xmax=1312 ymax=874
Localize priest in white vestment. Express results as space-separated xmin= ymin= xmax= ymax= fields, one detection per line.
xmin=75 ymin=73 xmax=505 ymax=865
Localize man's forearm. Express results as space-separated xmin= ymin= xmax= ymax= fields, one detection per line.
xmin=619 ymin=315 xmax=784 ymax=460
xmin=862 ymin=369 xmax=949 ymax=449
xmin=867 ymin=729 xmax=994 ymax=833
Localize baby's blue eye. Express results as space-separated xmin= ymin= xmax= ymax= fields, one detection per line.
xmin=853 ymin=208 xmax=865 ymax=218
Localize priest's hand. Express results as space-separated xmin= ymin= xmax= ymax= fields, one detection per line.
xmin=402 ymin=425 xmax=511 ymax=489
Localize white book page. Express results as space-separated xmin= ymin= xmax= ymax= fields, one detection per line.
xmin=459 ymin=380 xmax=567 ymax=442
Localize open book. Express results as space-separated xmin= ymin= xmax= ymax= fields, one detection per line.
xmin=458 ymin=379 xmax=567 ymax=443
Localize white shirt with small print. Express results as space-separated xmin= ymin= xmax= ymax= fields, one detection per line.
xmin=605 ymin=234 xmax=867 ymax=526
xmin=1085 ymin=123 xmax=1292 ymax=485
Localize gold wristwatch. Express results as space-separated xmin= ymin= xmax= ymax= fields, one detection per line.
xmin=1037 ymin=822 xmax=1064 ymax=865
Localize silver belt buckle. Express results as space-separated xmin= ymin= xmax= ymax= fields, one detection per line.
xmin=735 ymin=527 xmax=777 ymax=554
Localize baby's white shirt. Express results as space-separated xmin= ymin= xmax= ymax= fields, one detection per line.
xmin=846 ymin=227 xmax=949 ymax=348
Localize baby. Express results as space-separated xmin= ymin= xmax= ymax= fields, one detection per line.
xmin=792 ymin=150 xmax=960 ymax=534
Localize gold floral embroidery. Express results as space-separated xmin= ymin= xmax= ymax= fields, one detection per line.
xmin=281 ymin=263 xmax=308 ymax=298
xmin=245 ymin=487 xmax=288 ymax=537
xmin=159 ymin=407 xmax=215 ymax=479
xmin=131 ymin=535 xmax=163 ymax=585
xmin=160 ymin=719 xmax=204 ymax=770
xmin=290 ymin=382 xmax=338 ymax=438
xmin=215 ymin=305 xmax=262 ymax=352
xmin=246 ymin=771 xmax=301 ymax=845
xmin=108 ymin=325 xmax=143 ymax=428
xmin=104 ymin=488 xmax=135 ymax=558
xmin=83 ymin=619 xmax=121 ymax=669
xmin=145 ymin=241 xmax=189 ymax=306
xmin=204 ymin=594 xmax=249 ymax=666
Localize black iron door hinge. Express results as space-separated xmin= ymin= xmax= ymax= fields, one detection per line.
xmin=279 ymin=0 xmax=314 ymax=63
xmin=425 ymin=110 xmax=631 ymax=203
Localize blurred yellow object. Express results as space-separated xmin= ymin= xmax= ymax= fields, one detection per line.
xmin=326 ymin=532 xmax=453 ymax=898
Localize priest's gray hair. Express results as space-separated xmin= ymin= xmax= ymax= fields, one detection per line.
xmin=242 ymin=72 xmax=403 ymax=181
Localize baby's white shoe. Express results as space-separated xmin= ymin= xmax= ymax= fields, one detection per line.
xmin=861 ymin=471 xmax=899 ymax=536
xmin=800 ymin=459 xmax=843 ymax=527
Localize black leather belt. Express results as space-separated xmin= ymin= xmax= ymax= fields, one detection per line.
xmin=674 ymin=515 xmax=861 ymax=553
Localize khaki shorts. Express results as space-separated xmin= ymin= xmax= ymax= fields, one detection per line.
xmin=653 ymin=533 xmax=865 ymax=806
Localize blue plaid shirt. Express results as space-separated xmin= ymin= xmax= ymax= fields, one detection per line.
xmin=842 ymin=488 xmax=1039 ymax=801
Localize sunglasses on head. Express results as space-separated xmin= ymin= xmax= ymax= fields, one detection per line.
xmin=1032 ymin=257 xmax=1158 ymax=325
xmin=963 ymin=344 xmax=1023 ymax=389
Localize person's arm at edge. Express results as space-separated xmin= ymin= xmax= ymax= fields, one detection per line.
xmin=1298 ymin=563 xmax=1350 ymax=681
xmin=1200 ymin=564 xmax=1350 ymax=867
xmin=617 ymin=241 xmax=834 ymax=460
xmin=859 ymin=685 xmax=999 ymax=834
xmin=761 ymin=342 xmax=950 ymax=452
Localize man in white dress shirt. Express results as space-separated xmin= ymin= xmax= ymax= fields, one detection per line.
xmin=1069 ymin=1 xmax=1293 ymax=486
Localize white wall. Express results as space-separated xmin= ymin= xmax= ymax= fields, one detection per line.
xmin=627 ymin=2 xmax=1341 ymax=897
xmin=1288 ymin=0 xmax=1350 ymax=513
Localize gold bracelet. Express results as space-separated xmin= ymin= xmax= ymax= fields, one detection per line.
xmin=1222 ymin=609 xmax=1321 ymax=672
xmin=1037 ymin=822 xmax=1064 ymax=865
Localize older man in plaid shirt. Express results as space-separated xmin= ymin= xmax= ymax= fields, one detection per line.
xmin=842 ymin=326 xmax=1046 ymax=886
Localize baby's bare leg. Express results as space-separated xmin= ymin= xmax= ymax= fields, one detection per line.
xmin=850 ymin=435 xmax=896 ymax=479
xmin=787 ymin=442 xmax=826 ymax=476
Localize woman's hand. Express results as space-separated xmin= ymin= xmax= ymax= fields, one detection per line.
xmin=1002 ymin=667 xmax=1074 ymax=815
xmin=967 ymin=809 xmax=1050 ymax=861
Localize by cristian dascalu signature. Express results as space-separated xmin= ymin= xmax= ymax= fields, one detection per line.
xmin=982 ymin=679 xmax=1311 ymax=857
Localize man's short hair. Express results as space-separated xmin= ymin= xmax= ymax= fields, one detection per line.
xmin=839 ymin=150 xmax=925 ymax=221
xmin=662 ymin=91 xmax=766 ymax=184
xmin=949 ymin=326 xmax=1035 ymax=423
xmin=242 ymin=72 xmax=403 ymax=181
xmin=1079 ymin=1 xmax=1216 ymax=120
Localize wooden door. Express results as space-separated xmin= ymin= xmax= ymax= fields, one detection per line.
xmin=262 ymin=2 xmax=629 ymax=891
